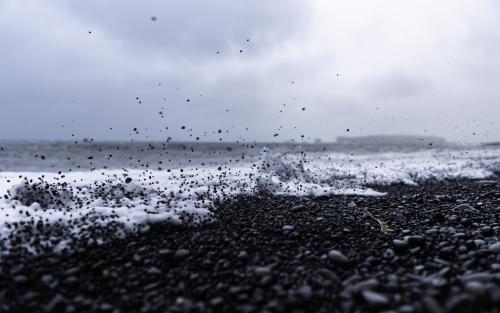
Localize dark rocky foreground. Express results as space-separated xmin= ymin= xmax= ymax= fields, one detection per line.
xmin=1 ymin=177 xmax=500 ymax=313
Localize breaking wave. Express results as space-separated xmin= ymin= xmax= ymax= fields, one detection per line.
xmin=0 ymin=146 xmax=499 ymax=253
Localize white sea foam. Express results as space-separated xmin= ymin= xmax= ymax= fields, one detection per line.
xmin=0 ymin=146 xmax=499 ymax=252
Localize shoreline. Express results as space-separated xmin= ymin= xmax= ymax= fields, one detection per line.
xmin=1 ymin=177 xmax=500 ymax=312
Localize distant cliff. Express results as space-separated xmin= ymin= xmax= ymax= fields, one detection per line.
xmin=481 ymin=142 xmax=500 ymax=146
xmin=336 ymin=135 xmax=447 ymax=146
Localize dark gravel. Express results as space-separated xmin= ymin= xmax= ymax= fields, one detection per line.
xmin=1 ymin=176 xmax=500 ymax=313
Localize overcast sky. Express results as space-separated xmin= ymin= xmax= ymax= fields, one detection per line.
xmin=1 ymin=0 xmax=499 ymax=143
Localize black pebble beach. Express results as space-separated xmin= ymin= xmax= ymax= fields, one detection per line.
xmin=1 ymin=176 xmax=500 ymax=313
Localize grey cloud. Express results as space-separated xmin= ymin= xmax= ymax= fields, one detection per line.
xmin=0 ymin=0 xmax=312 ymax=141
xmin=59 ymin=0 xmax=310 ymax=59
xmin=360 ymin=72 xmax=432 ymax=99
xmin=0 ymin=0 xmax=499 ymax=143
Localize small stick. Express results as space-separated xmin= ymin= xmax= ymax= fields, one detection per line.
xmin=362 ymin=207 xmax=393 ymax=235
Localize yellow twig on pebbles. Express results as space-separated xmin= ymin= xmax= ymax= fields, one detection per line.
xmin=362 ymin=207 xmax=393 ymax=235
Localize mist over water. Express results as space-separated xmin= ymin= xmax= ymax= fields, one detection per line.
xmin=0 ymin=136 xmax=456 ymax=172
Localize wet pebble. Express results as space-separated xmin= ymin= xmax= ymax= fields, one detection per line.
xmin=489 ymin=242 xmax=500 ymax=253
xmin=174 ymin=249 xmax=190 ymax=259
xmin=254 ymin=266 xmax=272 ymax=276
xmin=361 ymin=290 xmax=389 ymax=306
xmin=327 ymin=250 xmax=349 ymax=264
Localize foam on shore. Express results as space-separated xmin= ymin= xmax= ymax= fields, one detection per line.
xmin=0 ymin=146 xmax=499 ymax=253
